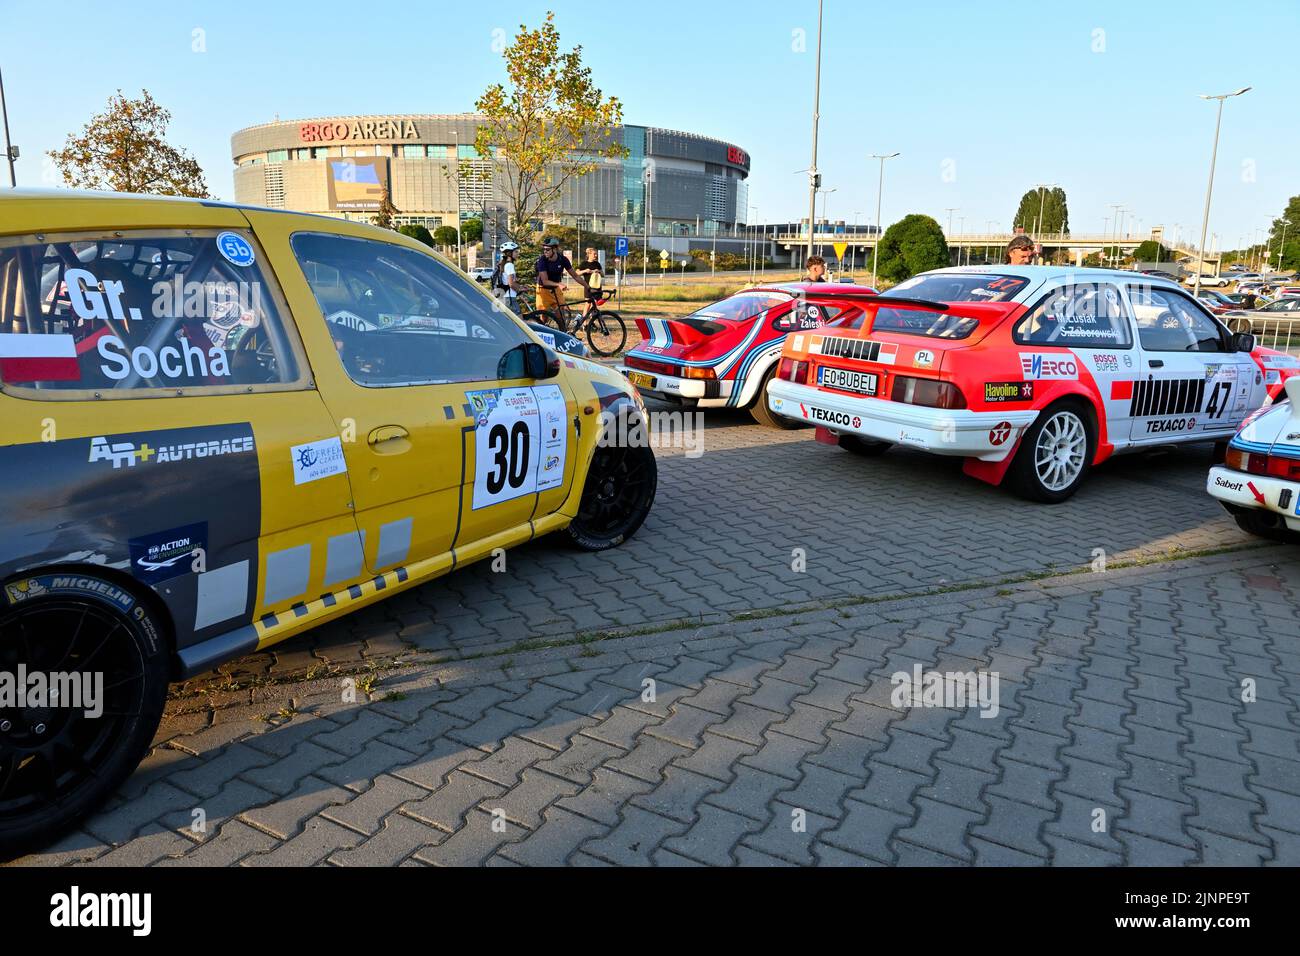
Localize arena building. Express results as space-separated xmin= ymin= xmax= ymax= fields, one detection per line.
xmin=230 ymin=114 xmax=751 ymax=239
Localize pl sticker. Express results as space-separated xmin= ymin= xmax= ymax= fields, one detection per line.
xmin=469 ymin=385 xmax=568 ymax=509
xmin=216 ymin=232 xmax=256 ymax=267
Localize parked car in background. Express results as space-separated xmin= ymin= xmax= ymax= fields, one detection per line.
xmin=1206 ymin=376 xmax=1300 ymax=542
xmin=471 ymin=266 xmax=495 ymax=284
xmin=618 ymin=282 xmax=877 ymax=427
xmin=1197 ymin=289 xmax=1238 ymax=314
xmin=768 ymin=266 xmax=1300 ymax=502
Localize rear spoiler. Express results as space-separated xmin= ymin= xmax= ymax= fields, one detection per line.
xmin=846 ymin=296 xmax=1025 ymax=332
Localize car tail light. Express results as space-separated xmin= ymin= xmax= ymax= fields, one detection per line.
xmin=778 ymin=358 xmax=810 ymax=384
xmin=889 ymin=375 xmax=966 ymax=409
xmin=1225 ymin=447 xmax=1300 ymax=480
xmin=681 ymin=365 xmax=716 ymax=380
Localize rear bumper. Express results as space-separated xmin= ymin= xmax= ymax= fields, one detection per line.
xmin=767 ymin=379 xmax=1038 ymax=461
xmin=1206 ymin=465 xmax=1300 ymax=531
xmin=615 ymin=365 xmax=730 ymax=404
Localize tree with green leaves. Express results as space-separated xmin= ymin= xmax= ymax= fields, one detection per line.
xmin=1012 ymin=186 xmax=1069 ymax=236
xmin=48 ymin=89 xmax=208 ymax=197
xmin=875 ymin=214 xmax=949 ymax=282
xmin=1133 ymin=240 xmax=1172 ymax=263
xmin=432 ymin=225 xmax=458 ymax=248
xmin=398 ymin=224 xmax=435 ymax=247
xmin=1267 ymin=195 xmax=1300 ymax=272
xmin=370 ymin=184 xmax=399 ymax=230
xmin=461 ymin=219 xmax=483 ymax=245
xmin=474 ymin=12 xmax=628 ymax=241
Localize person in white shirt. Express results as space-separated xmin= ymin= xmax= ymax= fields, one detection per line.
xmin=494 ymin=242 xmax=521 ymax=313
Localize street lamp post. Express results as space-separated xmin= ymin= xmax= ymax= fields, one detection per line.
xmin=1277 ymin=219 xmax=1291 ymax=273
xmin=869 ymin=152 xmax=898 ymax=289
xmin=1193 ymin=86 xmax=1251 ymax=298
xmin=451 ymin=131 xmax=464 ymax=271
xmin=0 ymin=66 xmax=16 ymax=187
xmin=945 ymin=207 xmax=958 ymax=265
xmin=805 ymin=0 xmax=824 ymax=263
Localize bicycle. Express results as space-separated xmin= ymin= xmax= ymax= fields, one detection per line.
xmin=524 ymin=287 xmax=627 ymax=357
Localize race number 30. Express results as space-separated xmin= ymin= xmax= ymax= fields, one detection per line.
xmin=487 ymin=421 xmax=530 ymax=494
xmin=471 ymin=386 xmax=568 ymax=509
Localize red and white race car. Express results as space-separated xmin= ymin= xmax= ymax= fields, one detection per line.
xmin=1207 ymin=375 xmax=1300 ymax=541
xmin=766 ymin=266 xmax=1300 ymax=501
xmin=617 ymin=283 xmax=875 ymax=427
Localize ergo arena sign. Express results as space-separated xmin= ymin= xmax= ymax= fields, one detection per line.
xmin=299 ymin=119 xmax=420 ymax=143
xmin=727 ymin=146 xmax=749 ymax=168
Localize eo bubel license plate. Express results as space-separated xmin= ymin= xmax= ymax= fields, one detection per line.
xmin=817 ymin=366 xmax=878 ymax=396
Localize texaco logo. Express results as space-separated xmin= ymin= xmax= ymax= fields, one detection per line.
xmin=852 ymin=416 xmax=861 ymax=428
xmin=989 ymin=421 xmax=1012 ymax=446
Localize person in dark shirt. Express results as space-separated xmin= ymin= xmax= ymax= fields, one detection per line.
xmin=804 ymin=255 xmax=828 ymax=282
xmin=535 ymin=237 xmax=587 ymax=317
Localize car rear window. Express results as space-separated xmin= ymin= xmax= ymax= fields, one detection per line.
xmin=870 ymin=273 xmax=1030 ymax=339
xmin=688 ymin=290 xmax=792 ymax=323
xmin=0 ymin=231 xmax=301 ymax=397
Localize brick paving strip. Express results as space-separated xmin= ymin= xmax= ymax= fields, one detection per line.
xmin=12 ymin=545 xmax=1299 ymax=867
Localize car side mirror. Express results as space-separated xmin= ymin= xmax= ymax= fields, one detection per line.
xmin=498 ymin=342 xmax=560 ymax=380
xmin=1230 ymin=331 xmax=1256 ymax=353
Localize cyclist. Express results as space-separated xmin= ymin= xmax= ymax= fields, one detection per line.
xmin=535 ymin=237 xmax=587 ymax=320
xmin=493 ymin=241 xmax=521 ymax=313
xmin=576 ymin=247 xmax=605 ymax=320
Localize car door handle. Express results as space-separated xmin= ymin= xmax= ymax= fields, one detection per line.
xmin=367 ymin=425 xmax=411 ymax=454
xmin=1148 ymin=360 xmax=1164 ymax=368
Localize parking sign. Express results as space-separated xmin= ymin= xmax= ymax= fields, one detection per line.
xmin=615 ymin=236 xmax=629 ymax=258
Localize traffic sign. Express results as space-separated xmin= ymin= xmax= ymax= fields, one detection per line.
xmin=615 ymin=236 xmax=629 ymax=257
xmin=659 ymin=249 xmax=669 ymax=260
xmin=833 ymin=241 xmax=848 ymax=261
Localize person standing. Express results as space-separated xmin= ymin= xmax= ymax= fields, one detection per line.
xmin=804 ymin=255 xmax=828 ymax=282
xmin=576 ymin=247 xmax=605 ymax=319
xmin=535 ymin=237 xmax=587 ymax=324
xmin=1005 ymin=235 xmax=1035 ymax=265
xmin=493 ymin=241 xmax=521 ymax=313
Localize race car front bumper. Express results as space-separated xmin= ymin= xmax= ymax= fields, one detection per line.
xmin=1206 ymin=465 xmax=1300 ymax=532
xmin=615 ymin=365 xmax=731 ymax=406
xmin=767 ymin=379 xmax=1039 ymax=461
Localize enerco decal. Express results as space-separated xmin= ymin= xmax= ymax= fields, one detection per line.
xmin=1019 ymin=352 xmax=1078 ymax=380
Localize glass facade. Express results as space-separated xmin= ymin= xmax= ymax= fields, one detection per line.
xmin=621 ymin=125 xmax=646 ymax=229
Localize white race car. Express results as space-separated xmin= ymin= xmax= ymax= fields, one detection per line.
xmin=1207 ymin=375 xmax=1300 ymax=541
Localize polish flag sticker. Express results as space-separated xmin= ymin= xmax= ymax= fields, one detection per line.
xmin=0 ymin=333 xmax=81 ymax=383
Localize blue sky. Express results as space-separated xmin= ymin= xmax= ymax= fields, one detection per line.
xmin=2 ymin=0 xmax=1296 ymax=247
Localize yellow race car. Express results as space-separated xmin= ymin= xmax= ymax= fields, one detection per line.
xmin=0 ymin=189 xmax=657 ymax=856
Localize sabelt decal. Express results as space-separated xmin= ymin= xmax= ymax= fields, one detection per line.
xmin=129 ymin=522 xmax=207 ymax=585
xmin=984 ymin=381 xmax=1034 ymax=403
xmin=291 ymin=436 xmax=348 ymax=485
xmin=1019 ymin=352 xmax=1078 ymax=380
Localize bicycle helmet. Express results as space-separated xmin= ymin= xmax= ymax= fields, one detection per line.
xmin=500 ymin=241 xmax=520 ymax=252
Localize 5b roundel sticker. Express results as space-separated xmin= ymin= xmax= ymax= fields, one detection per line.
xmin=216 ymin=232 xmax=256 ymax=267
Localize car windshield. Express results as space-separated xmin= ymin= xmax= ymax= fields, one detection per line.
xmin=871 ymin=273 xmax=1029 ymax=339
xmin=688 ymin=290 xmax=792 ymax=323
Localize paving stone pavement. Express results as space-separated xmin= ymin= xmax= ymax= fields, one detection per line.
xmin=9 ymin=410 xmax=1300 ymax=866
